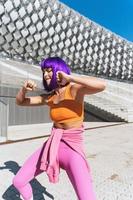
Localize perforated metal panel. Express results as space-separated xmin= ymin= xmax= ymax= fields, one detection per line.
xmin=0 ymin=0 xmax=133 ymax=82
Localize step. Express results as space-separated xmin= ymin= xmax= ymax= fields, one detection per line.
xmin=84 ymin=96 xmax=129 ymax=121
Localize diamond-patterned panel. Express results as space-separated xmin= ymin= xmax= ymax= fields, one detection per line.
xmin=0 ymin=0 xmax=133 ymax=82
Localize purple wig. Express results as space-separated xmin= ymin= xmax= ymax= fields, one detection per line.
xmin=40 ymin=57 xmax=71 ymax=91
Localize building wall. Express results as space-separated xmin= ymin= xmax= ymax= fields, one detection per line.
xmin=0 ymin=0 xmax=133 ymax=83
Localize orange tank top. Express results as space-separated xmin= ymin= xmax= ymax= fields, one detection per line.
xmin=47 ymin=84 xmax=84 ymax=123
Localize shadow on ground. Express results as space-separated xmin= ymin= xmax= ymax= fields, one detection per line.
xmin=0 ymin=161 xmax=54 ymax=200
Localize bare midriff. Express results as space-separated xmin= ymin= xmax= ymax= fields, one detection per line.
xmin=53 ymin=119 xmax=83 ymax=129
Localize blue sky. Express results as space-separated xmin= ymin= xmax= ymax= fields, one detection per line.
xmin=60 ymin=0 xmax=133 ymax=42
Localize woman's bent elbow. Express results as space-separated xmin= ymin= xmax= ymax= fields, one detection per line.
xmin=15 ymin=99 xmax=23 ymax=105
xmin=101 ymin=81 xmax=107 ymax=91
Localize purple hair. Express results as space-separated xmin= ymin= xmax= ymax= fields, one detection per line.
xmin=40 ymin=57 xmax=71 ymax=91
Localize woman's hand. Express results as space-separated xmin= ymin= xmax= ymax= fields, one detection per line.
xmin=56 ymin=71 xmax=71 ymax=86
xmin=23 ymin=80 xmax=37 ymax=92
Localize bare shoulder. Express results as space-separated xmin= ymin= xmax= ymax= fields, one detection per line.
xmin=70 ymin=83 xmax=84 ymax=99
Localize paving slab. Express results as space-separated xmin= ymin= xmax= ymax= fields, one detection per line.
xmin=0 ymin=122 xmax=133 ymax=200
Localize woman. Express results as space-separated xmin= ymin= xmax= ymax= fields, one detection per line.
xmin=13 ymin=57 xmax=106 ymax=200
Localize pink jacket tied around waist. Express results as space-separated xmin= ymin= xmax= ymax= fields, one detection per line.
xmin=40 ymin=125 xmax=89 ymax=183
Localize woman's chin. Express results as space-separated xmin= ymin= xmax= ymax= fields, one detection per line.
xmin=46 ymin=79 xmax=51 ymax=85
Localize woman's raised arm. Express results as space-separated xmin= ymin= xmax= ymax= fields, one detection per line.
xmin=16 ymin=80 xmax=48 ymax=106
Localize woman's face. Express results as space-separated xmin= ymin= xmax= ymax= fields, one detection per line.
xmin=42 ymin=67 xmax=53 ymax=86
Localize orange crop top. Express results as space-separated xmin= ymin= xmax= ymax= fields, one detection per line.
xmin=47 ymin=84 xmax=84 ymax=123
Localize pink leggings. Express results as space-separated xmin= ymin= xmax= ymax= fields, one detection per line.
xmin=13 ymin=140 xmax=96 ymax=200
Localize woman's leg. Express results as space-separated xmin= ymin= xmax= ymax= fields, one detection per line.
xmin=58 ymin=141 xmax=96 ymax=200
xmin=12 ymin=143 xmax=46 ymax=200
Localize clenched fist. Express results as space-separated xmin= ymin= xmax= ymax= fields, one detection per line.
xmin=23 ymin=80 xmax=37 ymax=92
xmin=56 ymin=71 xmax=71 ymax=86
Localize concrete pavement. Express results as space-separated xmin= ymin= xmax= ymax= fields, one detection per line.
xmin=0 ymin=122 xmax=133 ymax=200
